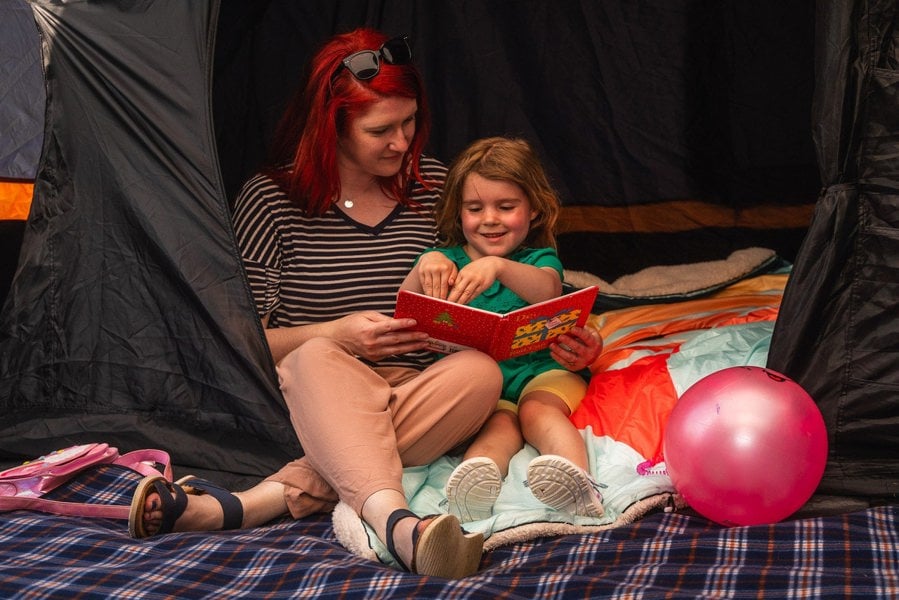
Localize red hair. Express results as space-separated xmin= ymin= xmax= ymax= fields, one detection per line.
xmin=266 ymin=28 xmax=433 ymax=215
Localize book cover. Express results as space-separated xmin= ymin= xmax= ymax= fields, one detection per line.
xmin=394 ymin=285 xmax=598 ymax=361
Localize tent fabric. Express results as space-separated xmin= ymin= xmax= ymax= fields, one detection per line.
xmin=767 ymin=0 xmax=899 ymax=498
xmin=0 ymin=181 xmax=33 ymax=221
xmin=0 ymin=0 xmax=44 ymax=181
xmin=212 ymin=2 xmax=819 ymax=210
xmin=1 ymin=1 xmax=820 ymax=282
xmin=212 ymin=1 xmax=819 ymax=282
xmin=0 ymin=2 xmax=822 ymax=213
xmin=0 ymin=0 xmax=299 ymax=485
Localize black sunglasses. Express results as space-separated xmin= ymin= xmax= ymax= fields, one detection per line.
xmin=338 ymin=36 xmax=413 ymax=81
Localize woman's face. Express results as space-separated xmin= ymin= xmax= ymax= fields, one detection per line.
xmin=460 ymin=172 xmax=537 ymax=260
xmin=337 ymin=96 xmax=418 ymax=179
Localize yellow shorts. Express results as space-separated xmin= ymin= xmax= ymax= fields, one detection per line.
xmin=496 ymin=369 xmax=588 ymax=415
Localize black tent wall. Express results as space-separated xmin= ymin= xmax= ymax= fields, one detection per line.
xmin=0 ymin=0 xmax=299 ymax=485
xmin=211 ymin=2 xmax=819 ymax=281
xmin=213 ymin=2 xmax=819 ymax=207
xmin=0 ymin=0 xmax=42 ymax=326
xmin=767 ymin=0 xmax=899 ymax=500
xmin=0 ymin=0 xmax=43 ymax=180
xmin=2 ymin=2 xmax=819 ymax=298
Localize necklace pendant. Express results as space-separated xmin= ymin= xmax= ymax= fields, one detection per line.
xmin=343 ymin=199 xmax=354 ymax=209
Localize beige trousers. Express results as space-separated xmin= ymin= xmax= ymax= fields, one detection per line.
xmin=266 ymin=337 xmax=502 ymax=518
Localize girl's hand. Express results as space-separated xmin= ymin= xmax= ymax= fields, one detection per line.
xmin=335 ymin=311 xmax=429 ymax=362
xmin=446 ymin=257 xmax=501 ymax=304
xmin=415 ymin=252 xmax=457 ymax=299
xmin=550 ymin=325 xmax=603 ymax=371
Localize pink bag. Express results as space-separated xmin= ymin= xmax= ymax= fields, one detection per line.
xmin=0 ymin=442 xmax=172 ymax=519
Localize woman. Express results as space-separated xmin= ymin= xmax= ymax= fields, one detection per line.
xmin=129 ymin=28 xmax=600 ymax=579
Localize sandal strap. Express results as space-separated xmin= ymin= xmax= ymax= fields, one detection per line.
xmin=178 ymin=477 xmax=243 ymax=530
xmin=154 ymin=479 xmax=189 ymax=535
xmin=385 ymin=508 xmax=418 ymax=572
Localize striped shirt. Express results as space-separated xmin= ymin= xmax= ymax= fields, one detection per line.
xmin=232 ymin=156 xmax=447 ymax=368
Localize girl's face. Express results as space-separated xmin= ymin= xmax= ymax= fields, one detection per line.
xmin=460 ymin=172 xmax=537 ymax=260
xmin=337 ymin=96 xmax=417 ymax=178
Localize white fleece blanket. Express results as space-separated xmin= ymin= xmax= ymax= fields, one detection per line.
xmin=564 ymin=247 xmax=776 ymax=298
xmin=332 ymin=428 xmax=679 ymax=566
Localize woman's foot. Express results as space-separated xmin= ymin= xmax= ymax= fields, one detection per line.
xmin=128 ymin=476 xmax=243 ymax=538
xmin=445 ymin=457 xmax=503 ymax=522
xmin=385 ymin=509 xmax=484 ymax=578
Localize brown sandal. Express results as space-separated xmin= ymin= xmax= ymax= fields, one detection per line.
xmin=385 ymin=508 xmax=483 ymax=579
xmin=128 ymin=475 xmax=243 ymax=539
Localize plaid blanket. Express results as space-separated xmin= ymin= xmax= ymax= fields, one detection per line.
xmin=0 ymin=465 xmax=896 ymax=598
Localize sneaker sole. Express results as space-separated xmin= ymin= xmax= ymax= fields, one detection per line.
xmin=527 ymin=455 xmax=604 ymax=518
xmin=445 ymin=458 xmax=502 ymax=522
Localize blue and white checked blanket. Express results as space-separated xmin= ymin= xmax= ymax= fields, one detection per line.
xmin=0 ymin=465 xmax=897 ymax=598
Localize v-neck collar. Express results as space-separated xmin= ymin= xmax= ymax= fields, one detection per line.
xmin=333 ymin=202 xmax=405 ymax=235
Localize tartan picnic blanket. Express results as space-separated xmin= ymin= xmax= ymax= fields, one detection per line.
xmin=1 ymin=465 xmax=897 ymax=598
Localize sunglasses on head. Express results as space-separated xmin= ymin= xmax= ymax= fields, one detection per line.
xmin=338 ymin=35 xmax=413 ymax=81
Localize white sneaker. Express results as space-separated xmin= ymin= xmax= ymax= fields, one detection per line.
xmin=445 ymin=457 xmax=503 ymax=522
xmin=527 ymin=455 xmax=605 ymax=518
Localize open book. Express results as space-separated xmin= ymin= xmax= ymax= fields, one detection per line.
xmin=394 ymin=285 xmax=598 ymax=361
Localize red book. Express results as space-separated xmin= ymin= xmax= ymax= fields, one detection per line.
xmin=394 ymin=286 xmax=598 ymax=361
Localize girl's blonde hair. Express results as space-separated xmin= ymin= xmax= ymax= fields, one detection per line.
xmin=436 ymin=137 xmax=560 ymax=249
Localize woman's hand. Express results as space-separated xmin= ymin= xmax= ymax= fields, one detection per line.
xmin=550 ymin=325 xmax=603 ymax=372
xmin=334 ymin=311 xmax=430 ymax=362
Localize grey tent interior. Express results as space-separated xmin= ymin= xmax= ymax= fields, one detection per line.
xmin=1 ymin=0 xmax=897 ymax=502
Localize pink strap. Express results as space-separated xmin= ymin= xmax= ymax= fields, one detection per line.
xmin=113 ymin=449 xmax=173 ymax=480
xmin=0 ymin=495 xmax=131 ymax=519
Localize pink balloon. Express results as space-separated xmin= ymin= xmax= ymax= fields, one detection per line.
xmin=663 ymin=366 xmax=828 ymax=526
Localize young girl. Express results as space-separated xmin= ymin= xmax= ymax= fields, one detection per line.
xmin=400 ymin=137 xmax=604 ymax=522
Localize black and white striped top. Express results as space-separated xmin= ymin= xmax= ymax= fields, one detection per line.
xmin=232 ymin=156 xmax=446 ymax=369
